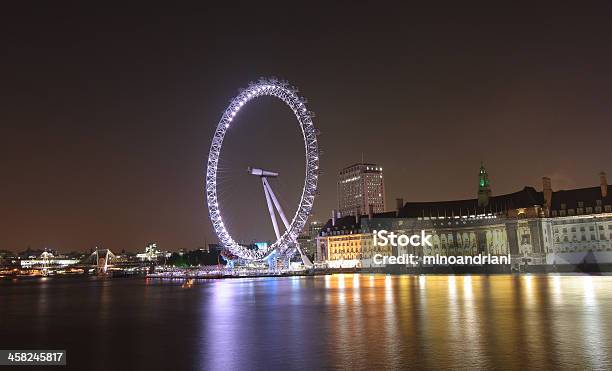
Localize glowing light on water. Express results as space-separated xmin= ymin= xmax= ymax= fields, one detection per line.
xmin=419 ymin=275 xmax=426 ymax=289
xmin=583 ymin=275 xmax=595 ymax=306
xmin=463 ymin=275 xmax=473 ymax=300
xmin=448 ymin=275 xmax=456 ymax=297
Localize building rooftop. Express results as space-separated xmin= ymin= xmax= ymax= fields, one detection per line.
xmin=551 ymin=185 xmax=612 ymax=209
xmin=321 ymin=182 xmax=611 ymax=235
xmin=339 ymin=163 xmax=383 ymax=173
xmin=398 ymin=186 xmax=543 ymax=218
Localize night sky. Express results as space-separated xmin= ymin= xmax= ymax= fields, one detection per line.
xmin=2 ymin=3 xmax=612 ymax=252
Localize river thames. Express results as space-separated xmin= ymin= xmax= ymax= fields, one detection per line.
xmin=1 ymin=274 xmax=611 ymax=370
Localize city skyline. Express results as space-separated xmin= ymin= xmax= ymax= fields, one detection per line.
xmin=2 ymin=160 xmax=608 ymax=253
xmin=3 ymin=3 xmax=612 ymax=252
xmin=4 ymin=5 xmax=612 ymax=371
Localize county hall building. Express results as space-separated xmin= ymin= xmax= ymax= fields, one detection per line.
xmin=318 ymin=164 xmax=612 ymax=269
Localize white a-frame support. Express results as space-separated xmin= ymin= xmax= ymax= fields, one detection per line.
xmin=250 ymin=167 xmax=313 ymax=268
xmin=262 ymin=177 xmax=282 ymax=241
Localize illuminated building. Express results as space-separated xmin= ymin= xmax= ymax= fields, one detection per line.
xmin=316 ymin=219 xmax=392 ymax=268
xmin=308 ymin=220 xmax=323 ymax=239
xmin=20 ymin=251 xmax=80 ymax=268
xmin=319 ymin=165 xmax=612 ymax=267
xmin=136 ymin=242 xmax=171 ymax=262
xmin=541 ymin=172 xmax=612 ymax=264
xmin=337 ymin=163 xmax=386 ymax=217
xmin=297 ymin=221 xmax=323 ymax=259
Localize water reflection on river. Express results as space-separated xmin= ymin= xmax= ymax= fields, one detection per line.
xmin=1 ymin=274 xmax=611 ymax=370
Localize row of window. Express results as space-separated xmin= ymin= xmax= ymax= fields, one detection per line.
xmin=554 ymin=225 xmax=612 ymax=233
xmin=557 ymin=245 xmax=612 ymax=252
xmin=555 ymin=233 xmax=611 ymax=242
xmin=552 ymin=205 xmax=612 ymax=216
xmin=329 ymin=246 xmax=390 ymax=255
xmin=560 ymin=200 xmax=605 ymax=209
xmin=423 ymin=246 xmax=509 ymax=253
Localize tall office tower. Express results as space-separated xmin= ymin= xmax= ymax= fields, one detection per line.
xmin=337 ymin=163 xmax=386 ymax=217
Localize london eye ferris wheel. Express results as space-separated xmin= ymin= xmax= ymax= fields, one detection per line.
xmin=205 ymin=78 xmax=319 ymax=263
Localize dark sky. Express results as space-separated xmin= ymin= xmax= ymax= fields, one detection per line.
xmin=2 ymin=3 xmax=612 ymax=252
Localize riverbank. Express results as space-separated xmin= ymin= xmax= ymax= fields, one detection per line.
xmin=329 ymin=263 xmax=612 ymax=275
xmin=145 ymin=270 xmax=328 ymax=279
xmin=5 ymin=263 xmax=612 ymax=281
xmin=146 ymin=263 xmax=612 ymax=280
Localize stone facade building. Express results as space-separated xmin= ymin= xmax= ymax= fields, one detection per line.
xmin=318 ymin=165 xmax=612 ymax=268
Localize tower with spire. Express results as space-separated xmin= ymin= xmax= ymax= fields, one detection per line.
xmin=478 ymin=162 xmax=491 ymax=207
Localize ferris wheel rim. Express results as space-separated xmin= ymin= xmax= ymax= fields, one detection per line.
xmin=205 ymin=78 xmax=319 ymax=261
